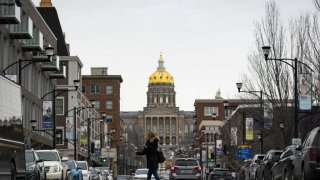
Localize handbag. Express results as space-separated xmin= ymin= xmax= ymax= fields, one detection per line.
xmin=157 ymin=150 xmax=166 ymax=163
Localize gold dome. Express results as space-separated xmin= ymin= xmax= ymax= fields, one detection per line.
xmin=148 ymin=53 xmax=174 ymax=84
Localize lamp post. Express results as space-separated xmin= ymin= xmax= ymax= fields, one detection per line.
xmin=41 ymin=79 xmax=80 ymax=149
xmin=2 ymin=47 xmax=54 ymax=85
xmin=236 ymin=82 xmax=264 ymax=153
xmin=84 ymin=117 xmax=103 ymax=165
xmin=262 ymin=46 xmax=314 ymax=138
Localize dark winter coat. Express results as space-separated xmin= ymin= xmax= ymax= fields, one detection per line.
xmin=136 ymin=137 xmax=159 ymax=169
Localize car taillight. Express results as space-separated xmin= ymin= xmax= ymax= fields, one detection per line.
xmin=310 ymin=146 xmax=317 ymax=161
xmin=171 ymin=166 xmax=179 ymax=172
xmin=194 ymin=166 xmax=201 ymax=173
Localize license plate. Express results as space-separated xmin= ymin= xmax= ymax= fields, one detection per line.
xmin=180 ymin=170 xmax=192 ymax=173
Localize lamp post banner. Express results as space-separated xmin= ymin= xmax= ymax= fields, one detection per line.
xmin=245 ymin=118 xmax=254 ymax=141
xmin=42 ymin=101 xmax=53 ymax=128
xmin=216 ymin=140 xmax=222 ymax=155
xmin=66 ymin=117 xmax=74 ymax=139
xmin=231 ymin=127 xmax=237 ymax=146
xmin=80 ymin=126 xmax=88 ymax=145
xmin=299 ymin=73 xmax=312 ymax=111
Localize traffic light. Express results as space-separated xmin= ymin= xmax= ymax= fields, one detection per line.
xmin=101 ymin=157 xmax=107 ymax=163
xmin=91 ymin=142 xmax=95 ymax=153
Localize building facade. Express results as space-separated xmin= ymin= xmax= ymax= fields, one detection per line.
xmin=121 ymin=54 xmax=195 ymax=170
xmin=0 ymin=0 xmax=102 ymax=165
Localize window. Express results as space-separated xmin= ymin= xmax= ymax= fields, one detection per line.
xmin=106 ymin=85 xmax=113 ymax=95
xmin=90 ymin=84 xmax=100 ymax=94
xmin=106 ymin=101 xmax=113 ymax=109
xmin=81 ymin=85 xmax=85 ymax=93
xmin=91 ymin=101 xmax=100 ymax=109
xmin=166 ymin=137 xmax=170 ymax=145
xmin=106 ymin=115 xmax=112 ymax=123
xmin=204 ymin=107 xmax=219 ymax=116
xmin=159 ymin=137 xmax=164 ymax=145
xmin=55 ymin=98 xmax=64 ymax=115
xmin=172 ymin=136 xmax=176 ymax=145
xmin=56 ymin=128 xmax=64 ymax=145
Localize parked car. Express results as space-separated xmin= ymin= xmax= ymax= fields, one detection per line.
xmin=271 ymin=145 xmax=298 ymax=180
xmin=36 ymin=149 xmax=68 ymax=180
xmin=133 ymin=168 xmax=152 ymax=179
xmin=63 ymin=160 xmax=83 ymax=180
xmin=246 ymin=154 xmax=265 ymax=180
xmin=238 ymin=158 xmax=251 ymax=180
xmin=89 ymin=167 xmax=101 ymax=180
xmin=209 ymin=168 xmax=232 ymax=180
xmin=114 ymin=175 xmax=133 ymax=180
xmin=169 ymin=158 xmax=201 ymax=180
xmin=25 ymin=149 xmax=46 ymax=180
xmin=255 ymin=150 xmax=282 ymax=180
xmin=292 ymin=127 xmax=320 ymax=180
xmin=77 ymin=161 xmax=91 ymax=180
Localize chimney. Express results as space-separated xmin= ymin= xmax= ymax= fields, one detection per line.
xmin=40 ymin=0 xmax=52 ymax=7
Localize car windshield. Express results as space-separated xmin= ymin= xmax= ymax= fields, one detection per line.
xmin=25 ymin=151 xmax=35 ymax=162
xmin=174 ymin=159 xmax=198 ymax=166
xmin=77 ymin=162 xmax=88 ymax=170
xmin=136 ymin=169 xmax=148 ymax=174
xmin=64 ymin=161 xmax=76 ymax=169
xmin=37 ymin=151 xmax=59 ymax=161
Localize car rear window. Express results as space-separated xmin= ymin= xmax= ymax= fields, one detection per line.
xmin=256 ymin=155 xmax=265 ymax=160
xmin=174 ymin=159 xmax=198 ymax=166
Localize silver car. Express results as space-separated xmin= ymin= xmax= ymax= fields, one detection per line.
xmin=169 ymin=158 xmax=201 ymax=180
xmin=246 ymin=154 xmax=265 ymax=180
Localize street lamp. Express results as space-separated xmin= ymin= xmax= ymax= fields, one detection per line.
xmin=30 ymin=119 xmax=55 ymax=137
xmin=41 ymin=79 xmax=80 ymax=149
xmin=262 ymin=46 xmax=313 ymax=138
xmin=2 ymin=46 xmax=54 ymax=85
xmin=236 ymin=82 xmax=264 ymax=153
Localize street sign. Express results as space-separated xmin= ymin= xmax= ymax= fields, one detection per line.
xmin=292 ymin=138 xmax=302 ymax=145
xmin=238 ymin=145 xmax=252 ymax=159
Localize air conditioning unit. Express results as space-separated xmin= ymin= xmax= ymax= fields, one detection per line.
xmin=41 ymin=55 xmax=59 ymax=71
xmin=21 ymin=29 xmax=43 ymax=51
xmin=49 ymin=64 xmax=66 ymax=79
xmin=9 ymin=12 xmax=33 ymax=39
xmin=0 ymin=0 xmax=21 ymax=24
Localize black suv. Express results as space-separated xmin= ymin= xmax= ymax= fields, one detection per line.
xmin=292 ymin=127 xmax=320 ymax=179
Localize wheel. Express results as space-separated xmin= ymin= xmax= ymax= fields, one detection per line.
xmin=10 ymin=163 xmax=16 ymax=180
xmin=291 ymin=167 xmax=295 ymax=180
xmin=301 ymin=166 xmax=305 ymax=180
xmin=283 ymin=170 xmax=291 ymax=180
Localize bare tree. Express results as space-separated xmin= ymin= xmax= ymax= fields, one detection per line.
xmin=241 ymin=1 xmax=294 ymax=147
xmin=243 ymin=0 xmax=320 ymax=147
xmin=314 ymin=0 xmax=320 ymax=11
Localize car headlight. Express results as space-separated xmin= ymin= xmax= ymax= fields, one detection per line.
xmin=26 ymin=165 xmax=36 ymax=171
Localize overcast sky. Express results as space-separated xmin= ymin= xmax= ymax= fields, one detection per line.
xmin=32 ymin=0 xmax=316 ymax=111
